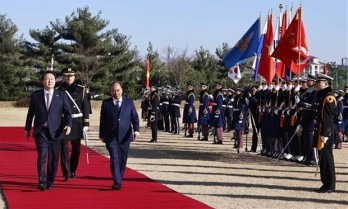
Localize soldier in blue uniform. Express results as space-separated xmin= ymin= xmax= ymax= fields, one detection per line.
xmin=161 ymin=87 xmax=171 ymax=132
xmin=58 ymin=67 xmax=90 ymax=181
xmin=197 ymin=82 xmax=210 ymax=141
xmin=232 ymin=87 xmax=246 ymax=152
xmin=211 ymin=81 xmax=224 ymax=144
xmin=183 ymin=81 xmax=197 ymax=137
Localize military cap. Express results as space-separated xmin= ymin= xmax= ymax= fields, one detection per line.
xmin=200 ymin=82 xmax=207 ymax=86
xmin=344 ymin=85 xmax=348 ymax=89
xmin=315 ymin=73 xmax=333 ymax=81
xmin=307 ymin=74 xmax=316 ymax=81
xmin=150 ymin=82 xmax=158 ymax=88
xmin=215 ymin=81 xmax=223 ymax=86
xmin=186 ymin=81 xmax=195 ymax=87
xmin=235 ymin=87 xmax=244 ymax=91
xmin=299 ymin=76 xmax=307 ymax=82
xmin=228 ymin=88 xmax=234 ymax=92
xmin=61 ymin=67 xmax=76 ymax=76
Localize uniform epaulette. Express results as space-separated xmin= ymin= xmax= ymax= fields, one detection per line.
xmin=189 ymin=92 xmax=195 ymax=99
xmin=218 ymin=92 xmax=224 ymax=97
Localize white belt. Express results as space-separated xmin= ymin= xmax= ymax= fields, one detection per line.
xmin=185 ymin=102 xmax=189 ymax=105
xmin=163 ymin=102 xmax=169 ymax=104
xmin=227 ymin=105 xmax=233 ymax=108
xmin=200 ymin=103 xmax=204 ymax=106
xmin=72 ymin=113 xmax=83 ymax=118
xmin=212 ymin=103 xmax=217 ymax=105
xmin=172 ymin=103 xmax=180 ymax=107
xmin=233 ymin=109 xmax=239 ymax=111
xmin=343 ymin=105 xmax=348 ymax=108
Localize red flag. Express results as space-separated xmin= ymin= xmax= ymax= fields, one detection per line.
xmin=258 ymin=14 xmax=275 ymax=84
xmin=145 ymin=59 xmax=150 ymax=87
xmin=272 ymin=7 xmax=309 ymax=75
xmin=323 ymin=63 xmax=327 ymax=75
xmin=275 ymin=11 xmax=287 ymax=78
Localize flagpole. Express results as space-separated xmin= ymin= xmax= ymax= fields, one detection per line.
xmin=277 ymin=3 xmax=283 ymax=84
xmin=297 ymin=7 xmax=301 ymax=81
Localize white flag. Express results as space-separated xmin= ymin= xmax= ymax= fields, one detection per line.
xmin=228 ymin=64 xmax=241 ymax=83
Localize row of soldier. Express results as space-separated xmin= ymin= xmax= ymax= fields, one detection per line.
xmin=141 ymin=75 xmax=346 ymax=166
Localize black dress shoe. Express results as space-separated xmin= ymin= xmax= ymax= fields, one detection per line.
xmin=112 ymin=184 xmax=122 ymax=190
xmin=317 ymin=188 xmax=335 ymax=193
xmin=64 ymin=176 xmax=70 ymax=182
xmin=216 ymin=141 xmax=223 ymax=144
xmin=70 ymin=173 xmax=76 ymax=178
xmin=46 ymin=183 xmax=53 ymax=190
xmin=37 ymin=184 xmax=46 ymax=191
xmin=149 ymin=139 xmax=157 ymax=143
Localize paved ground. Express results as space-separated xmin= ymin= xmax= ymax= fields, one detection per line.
xmin=0 ymin=105 xmax=347 ymax=209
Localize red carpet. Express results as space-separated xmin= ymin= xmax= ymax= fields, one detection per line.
xmin=0 ymin=127 xmax=211 ymax=209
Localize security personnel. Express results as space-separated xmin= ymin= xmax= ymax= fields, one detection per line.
xmin=182 ymin=81 xmax=197 ymax=137
xmin=211 ymin=81 xmax=224 ymax=144
xmin=312 ymin=73 xmax=336 ymax=193
xmin=148 ymin=84 xmax=161 ymax=143
xmin=59 ymin=67 xmax=90 ymax=181
xmin=197 ymin=82 xmax=210 ymax=141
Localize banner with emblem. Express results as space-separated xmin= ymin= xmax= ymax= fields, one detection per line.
xmin=223 ymin=18 xmax=260 ymax=69
xmin=228 ymin=63 xmax=241 ymax=83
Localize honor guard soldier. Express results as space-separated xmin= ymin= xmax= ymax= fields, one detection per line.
xmin=148 ymin=84 xmax=161 ymax=143
xmin=197 ymin=82 xmax=210 ymax=141
xmin=170 ymin=87 xmax=182 ymax=134
xmin=161 ymin=87 xmax=171 ymax=132
xmin=342 ymin=85 xmax=348 ymax=142
xmin=232 ymin=87 xmax=246 ymax=152
xmin=225 ymin=88 xmax=234 ymax=132
xmin=183 ymin=81 xmax=197 ymax=137
xmin=333 ymin=89 xmax=344 ymax=149
xmin=211 ymin=81 xmax=224 ymax=144
xmin=59 ymin=67 xmax=90 ymax=181
xmin=312 ymin=73 xmax=336 ymax=193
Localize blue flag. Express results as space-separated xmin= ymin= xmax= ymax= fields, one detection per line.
xmin=253 ymin=17 xmax=267 ymax=81
xmin=223 ymin=18 xmax=261 ymax=69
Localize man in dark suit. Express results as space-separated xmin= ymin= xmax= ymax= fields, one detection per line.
xmin=99 ymin=82 xmax=139 ymax=190
xmin=25 ymin=71 xmax=72 ymax=191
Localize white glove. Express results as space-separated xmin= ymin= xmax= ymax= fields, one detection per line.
xmin=83 ymin=126 xmax=89 ymax=132
xmin=258 ymin=85 xmax=262 ymax=91
xmin=320 ymin=136 xmax=328 ymax=144
xmin=150 ymin=115 xmax=155 ymax=122
xmin=294 ymin=95 xmax=300 ymax=104
xmin=294 ymin=85 xmax=301 ymax=92
xmin=295 ymin=125 xmax=302 ymax=135
xmin=245 ymin=98 xmax=249 ymax=105
xmin=286 ymin=109 xmax=290 ymax=115
xmin=274 ymin=109 xmax=278 ymax=115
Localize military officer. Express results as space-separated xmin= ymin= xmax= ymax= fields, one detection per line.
xmin=59 ymin=67 xmax=90 ymax=181
xmin=182 ymin=81 xmax=197 ymax=137
xmin=312 ymin=73 xmax=336 ymax=193
xmin=197 ymin=82 xmax=210 ymax=141
xmin=148 ymin=84 xmax=161 ymax=143
xmin=211 ymin=81 xmax=224 ymax=144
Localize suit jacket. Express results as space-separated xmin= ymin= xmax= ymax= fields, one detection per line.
xmin=25 ymin=89 xmax=72 ymax=140
xmin=99 ymin=96 xmax=139 ymax=144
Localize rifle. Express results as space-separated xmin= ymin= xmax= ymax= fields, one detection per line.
xmin=83 ymin=130 xmax=89 ymax=164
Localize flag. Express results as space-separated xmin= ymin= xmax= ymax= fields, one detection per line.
xmin=258 ymin=14 xmax=275 ymax=84
xmin=228 ymin=64 xmax=241 ymax=83
xmin=274 ymin=10 xmax=286 ymax=78
xmin=145 ymin=59 xmax=150 ymax=87
xmin=271 ymin=7 xmax=309 ymax=75
xmin=223 ymin=18 xmax=261 ymax=69
xmin=253 ymin=17 xmax=267 ymax=81
xmin=323 ymin=63 xmax=327 ymax=75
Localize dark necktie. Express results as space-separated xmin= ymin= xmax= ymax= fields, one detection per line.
xmin=115 ymin=100 xmax=120 ymax=114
